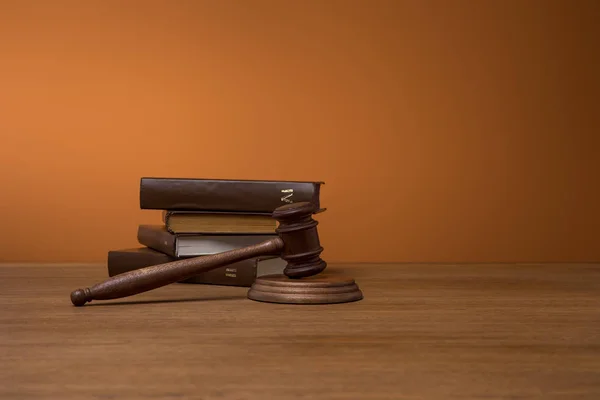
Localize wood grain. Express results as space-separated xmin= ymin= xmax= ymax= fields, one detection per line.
xmin=1 ymin=263 xmax=599 ymax=399
xmin=71 ymin=201 xmax=327 ymax=306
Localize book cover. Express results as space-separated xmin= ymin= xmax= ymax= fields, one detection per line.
xmin=139 ymin=177 xmax=323 ymax=212
xmin=161 ymin=210 xmax=277 ymax=234
xmin=136 ymin=224 xmax=279 ymax=258
xmin=107 ymin=247 xmax=286 ymax=287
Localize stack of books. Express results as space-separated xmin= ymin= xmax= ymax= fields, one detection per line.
xmin=107 ymin=177 xmax=324 ymax=287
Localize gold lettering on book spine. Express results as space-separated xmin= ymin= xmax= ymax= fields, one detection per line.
xmin=281 ymin=189 xmax=294 ymax=203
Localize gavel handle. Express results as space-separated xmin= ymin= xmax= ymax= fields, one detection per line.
xmin=70 ymin=237 xmax=284 ymax=306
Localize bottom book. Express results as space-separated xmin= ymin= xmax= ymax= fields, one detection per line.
xmin=107 ymin=247 xmax=286 ymax=287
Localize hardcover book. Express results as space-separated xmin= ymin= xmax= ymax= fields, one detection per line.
xmin=161 ymin=210 xmax=277 ymax=234
xmin=137 ymin=224 xmax=279 ymax=258
xmin=139 ymin=177 xmax=323 ymax=212
xmin=107 ymin=247 xmax=286 ymax=286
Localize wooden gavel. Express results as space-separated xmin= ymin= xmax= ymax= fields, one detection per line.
xmin=70 ymin=201 xmax=327 ymax=306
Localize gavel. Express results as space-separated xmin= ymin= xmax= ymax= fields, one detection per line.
xmin=70 ymin=201 xmax=328 ymax=306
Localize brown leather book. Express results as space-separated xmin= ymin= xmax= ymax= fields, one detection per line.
xmin=137 ymin=224 xmax=279 ymax=257
xmin=139 ymin=177 xmax=323 ymax=212
xmin=107 ymin=247 xmax=286 ymax=286
xmin=162 ymin=210 xmax=277 ymax=234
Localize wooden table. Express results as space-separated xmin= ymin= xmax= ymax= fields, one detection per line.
xmin=1 ymin=263 xmax=599 ymax=399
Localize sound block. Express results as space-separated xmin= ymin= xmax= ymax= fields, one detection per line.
xmin=247 ymin=274 xmax=363 ymax=304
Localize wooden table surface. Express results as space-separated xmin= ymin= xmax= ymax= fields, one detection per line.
xmin=1 ymin=263 xmax=599 ymax=399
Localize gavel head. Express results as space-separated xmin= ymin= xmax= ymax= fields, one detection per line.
xmin=271 ymin=202 xmax=327 ymax=279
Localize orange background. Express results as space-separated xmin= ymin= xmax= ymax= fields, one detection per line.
xmin=1 ymin=0 xmax=598 ymax=263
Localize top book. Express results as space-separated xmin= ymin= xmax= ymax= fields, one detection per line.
xmin=139 ymin=177 xmax=324 ymax=213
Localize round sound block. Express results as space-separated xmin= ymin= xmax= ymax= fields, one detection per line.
xmin=247 ymin=274 xmax=363 ymax=304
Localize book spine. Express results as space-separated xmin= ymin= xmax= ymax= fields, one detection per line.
xmin=107 ymin=249 xmax=175 ymax=276
xmin=139 ymin=177 xmax=323 ymax=212
xmin=137 ymin=225 xmax=177 ymax=257
xmin=180 ymin=258 xmax=257 ymax=286
xmin=107 ymin=250 xmax=258 ymax=287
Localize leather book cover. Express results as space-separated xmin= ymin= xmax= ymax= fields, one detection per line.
xmin=107 ymin=247 xmax=261 ymax=286
xmin=136 ymin=224 xmax=177 ymax=257
xmin=136 ymin=224 xmax=279 ymax=257
xmin=139 ymin=177 xmax=323 ymax=212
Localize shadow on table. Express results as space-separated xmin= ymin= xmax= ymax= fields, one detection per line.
xmin=84 ymin=295 xmax=248 ymax=307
